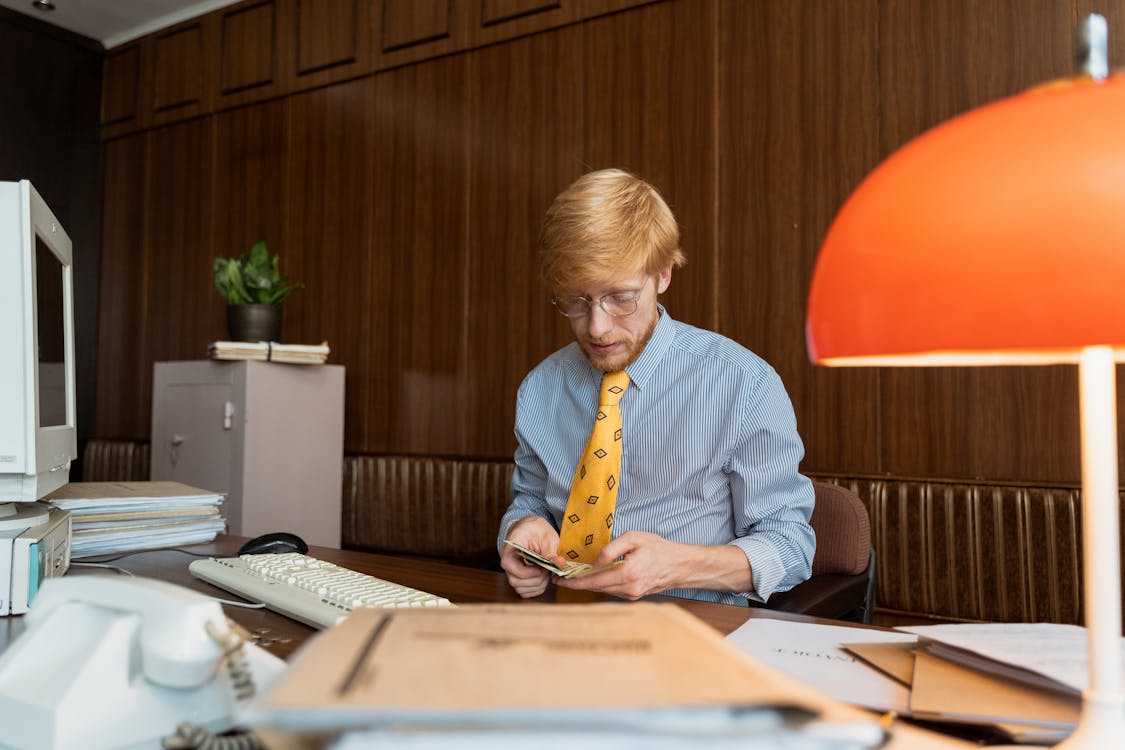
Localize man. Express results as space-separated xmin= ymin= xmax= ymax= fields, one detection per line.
xmin=497 ymin=168 xmax=815 ymax=606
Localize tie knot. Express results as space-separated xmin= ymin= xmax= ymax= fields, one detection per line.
xmin=599 ymin=370 xmax=630 ymax=406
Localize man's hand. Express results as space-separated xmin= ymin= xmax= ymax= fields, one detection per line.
xmin=556 ymin=531 xmax=753 ymax=600
xmin=500 ymin=516 xmax=562 ymax=598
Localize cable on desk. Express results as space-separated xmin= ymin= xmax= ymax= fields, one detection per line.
xmin=70 ymin=561 xmax=136 ymax=576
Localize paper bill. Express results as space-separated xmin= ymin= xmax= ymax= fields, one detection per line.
xmin=503 ymin=539 xmax=621 ymax=579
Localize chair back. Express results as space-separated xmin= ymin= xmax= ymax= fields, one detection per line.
xmin=809 ymin=481 xmax=871 ymax=576
xmin=760 ymin=480 xmax=875 ymax=623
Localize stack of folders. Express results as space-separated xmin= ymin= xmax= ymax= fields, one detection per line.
xmin=247 ymin=603 xmax=907 ymax=750
xmin=44 ymin=481 xmax=226 ymax=558
xmin=208 ymin=340 xmax=330 ymax=364
xmin=726 ymin=618 xmax=1096 ymax=745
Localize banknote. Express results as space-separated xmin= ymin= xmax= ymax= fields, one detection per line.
xmin=503 ymin=539 xmax=621 ymax=579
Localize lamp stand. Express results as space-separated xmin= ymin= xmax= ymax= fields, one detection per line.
xmin=1060 ymin=345 xmax=1125 ymax=748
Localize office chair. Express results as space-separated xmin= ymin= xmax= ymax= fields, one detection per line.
xmin=756 ymin=480 xmax=876 ymax=623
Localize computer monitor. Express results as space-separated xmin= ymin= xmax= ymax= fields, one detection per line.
xmin=0 ymin=180 xmax=77 ymax=530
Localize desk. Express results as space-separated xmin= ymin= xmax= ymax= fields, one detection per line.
xmin=2 ymin=534 xmax=818 ymax=658
xmin=1 ymin=535 xmax=973 ymax=749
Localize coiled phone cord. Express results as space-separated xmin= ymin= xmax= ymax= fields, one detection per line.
xmin=161 ymin=621 xmax=264 ymax=750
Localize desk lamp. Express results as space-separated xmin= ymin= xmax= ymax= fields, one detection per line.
xmin=806 ymin=15 xmax=1124 ymax=749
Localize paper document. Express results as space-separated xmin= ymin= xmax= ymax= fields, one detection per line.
xmin=45 ymin=481 xmax=225 ymax=558
xmin=899 ymin=622 xmax=1125 ymax=694
xmin=726 ymin=618 xmax=915 ymax=713
xmin=47 ymin=481 xmax=223 ymax=510
xmin=845 ymin=635 xmax=1077 ymax=744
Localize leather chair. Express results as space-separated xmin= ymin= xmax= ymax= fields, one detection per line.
xmin=756 ymin=481 xmax=875 ymax=623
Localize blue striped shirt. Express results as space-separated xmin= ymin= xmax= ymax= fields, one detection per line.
xmin=498 ymin=307 xmax=816 ymax=606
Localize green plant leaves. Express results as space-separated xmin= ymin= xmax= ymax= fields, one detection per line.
xmin=213 ymin=240 xmax=302 ymax=305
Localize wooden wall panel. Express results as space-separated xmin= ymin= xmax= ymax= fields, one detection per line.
xmin=464 ymin=26 xmax=583 ymax=458
xmin=581 ymin=0 xmax=718 ymax=331
xmin=369 ymin=58 xmax=471 ymax=455
xmin=92 ymin=0 xmax=1125 ymax=491
xmin=151 ymin=20 xmax=212 ymax=125
xmin=216 ymin=0 xmax=288 ymax=108
xmin=288 ymin=0 xmax=373 ymax=91
xmin=101 ymin=43 xmax=149 ymax=138
xmin=285 ymin=80 xmax=375 ymax=450
xmin=471 ymin=0 xmax=577 ymax=47
xmin=96 ymin=135 xmax=150 ymax=438
xmin=211 ymin=100 xmax=291 ymax=256
xmin=142 ymin=120 xmax=215 ymax=420
xmin=211 ymin=98 xmax=291 ymax=336
xmin=374 ymin=0 xmax=469 ymax=69
xmin=718 ymin=0 xmax=881 ymax=474
xmin=877 ymin=0 xmax=1080 ymax=482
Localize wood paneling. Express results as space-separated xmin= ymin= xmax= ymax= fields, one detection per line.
xmin=94 ymin=0 xmax=1125 ymax=486
xmin=96 ymin=134 xmax=149 ymax=438
xmin=142 ymin=120 xmax=215 ymax=424
xmin=718 ymin=0 xmax=881 ymax=474
xmin=465 ymin=25 xmax=583 ymax=457
xmin=285 ymin=79 xmax=375 ymax=450
xmin=101 ymin=43 xmax=148 ymax=137
xmin=877 ymin=0 xmax=1080 ymax=481
xmin=216 ymin=0 xmax=288 ymax=108
xmin=288 ymin=0 xmax=373 ymax=91
xmin=582 ymin=0 xmax=717 ymax=331
xmin=374 ymin=0 xmax=468 ymax=70
xmin=471 ymin=0 xmax=576 ymax=47
xmin=211 ymin=100 xmax=291 ymax=265
xmin=151 ymin=21 xmax=212 ymax=125
xmin=369 ymin=58 xmax=471 ymax=454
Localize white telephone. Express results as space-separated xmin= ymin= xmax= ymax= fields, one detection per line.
xmin=0 ymin=575 xmax=286 ymax=750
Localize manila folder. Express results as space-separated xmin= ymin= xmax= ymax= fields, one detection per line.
xmin=255 ymin=603 xmax=819 ymax=731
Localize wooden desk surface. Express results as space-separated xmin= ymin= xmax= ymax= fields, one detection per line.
xmin=1 ymin=535 xmax=829 ymax=659
xmin=1 ymin=535 xmax=976 ymax=748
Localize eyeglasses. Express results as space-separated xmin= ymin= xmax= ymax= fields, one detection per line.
xmin=551 ymin=290 xmax=642 ymax=318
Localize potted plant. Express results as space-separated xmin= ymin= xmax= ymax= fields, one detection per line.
xmin=213 ymin=240 xmax=301 ymax=342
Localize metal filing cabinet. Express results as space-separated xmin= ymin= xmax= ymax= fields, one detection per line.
xmin=150 ymin=360 xmax=344 ymax=547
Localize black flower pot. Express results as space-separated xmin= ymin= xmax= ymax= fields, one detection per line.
xmin=227 ymin=303 xmax=282 ymax=342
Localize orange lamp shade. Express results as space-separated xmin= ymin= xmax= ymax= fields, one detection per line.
xmin=806 ymin=74 xmax=1125 ymax=366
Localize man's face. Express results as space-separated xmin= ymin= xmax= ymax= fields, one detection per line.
xmin=557 ymin=267 xmax=672 ymax=372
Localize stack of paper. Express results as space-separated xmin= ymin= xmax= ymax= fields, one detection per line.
xmin=45 ymin=481 xmax=226 ymax=558
xmin=726 ymin=619 xmax=1099 ymax=745
xmin=888 ymin=623 xmax=1091 ymax=743
xmin=250 ymin=603 xmax=893 ymax=749
xmin=208 ymin=340 xmax=330 ymax=364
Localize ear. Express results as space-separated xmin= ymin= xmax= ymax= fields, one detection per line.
xmin=656 ymin=265 xmax=673 ymax=294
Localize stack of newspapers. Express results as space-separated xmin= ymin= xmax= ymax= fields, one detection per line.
xmin=45 ymin=481 xmax=225 ymax=558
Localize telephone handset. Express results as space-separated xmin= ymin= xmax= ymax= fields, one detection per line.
xmin=0 ymin=574 xmax=286 ymax=750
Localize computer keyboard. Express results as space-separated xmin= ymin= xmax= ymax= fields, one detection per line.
xmin=189 ymin=552 xmax=453 ymax=629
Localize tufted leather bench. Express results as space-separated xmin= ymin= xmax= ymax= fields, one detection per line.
xmin=811 ymin=474 xmax=1098 ymax=625
xmin=82 ymin=438 xmax=1115 ymax=625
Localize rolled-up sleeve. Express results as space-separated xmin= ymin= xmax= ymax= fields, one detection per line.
xmin=726 ymin=367 xmax=816 ymax=602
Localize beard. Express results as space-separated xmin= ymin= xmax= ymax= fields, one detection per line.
xmin=579 ymin=315 xmax=659 ymax=372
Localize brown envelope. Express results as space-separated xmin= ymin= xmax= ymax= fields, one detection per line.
xmin=909 ymin=650 xmax=1079 ymax=728
xmin=843 ymin=641 xmax=916 ymax=686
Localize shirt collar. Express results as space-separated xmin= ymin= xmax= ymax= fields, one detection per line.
xmin=623 ymin=304 xmax=675 ymax=391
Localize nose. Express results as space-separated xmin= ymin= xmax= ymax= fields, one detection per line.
xmin=585 ymin=303 xmax=615 ymax=338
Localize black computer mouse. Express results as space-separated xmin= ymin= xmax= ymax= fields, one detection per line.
xmin=238 ymin=531 xmax=309 ymax=556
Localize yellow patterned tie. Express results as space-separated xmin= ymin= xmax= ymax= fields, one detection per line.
xmin=558 ymin=370 xmax=630 ymax=564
